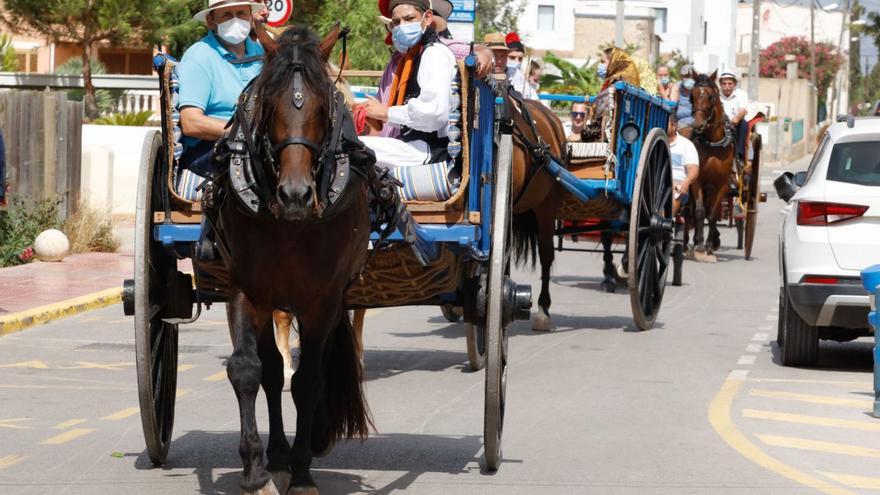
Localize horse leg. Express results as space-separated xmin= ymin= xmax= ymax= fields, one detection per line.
xmin=600 ymin=229 xmax=617 ymax=293
xmin=257 ymin=318 xmax=292 ymax=491
xmin=273 ymin=310 xmax=296 ymax=389
xmin=532 ymin=204 xmax=557 ymax=331
xmin=351 ymin=309 xmax=366 ymax=368
xmin=227 ymin=289 xmax=277 ymax=495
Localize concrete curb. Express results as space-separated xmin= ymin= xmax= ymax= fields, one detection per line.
xmin=0 ymin=288 xmax=122 ymax=336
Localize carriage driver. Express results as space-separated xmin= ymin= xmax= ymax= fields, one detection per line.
xmin=360 ymin=0 xmax=457 ymax=170
xmin=718 ymin=71 xmax=750 ymax=172
xmin=667 ymin=114 xmax=699 ymax=216
xmin=177 ymin=0 xmax=269 ymax=177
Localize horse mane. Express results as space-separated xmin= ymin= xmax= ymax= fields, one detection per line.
xmin=254 ymin=26 xmax=334 ymax=130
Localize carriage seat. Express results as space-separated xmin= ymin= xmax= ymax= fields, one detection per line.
xmin=566 ymin=87 xmax=615 ymax=180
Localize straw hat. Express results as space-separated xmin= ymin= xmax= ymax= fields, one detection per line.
xmin=483 ymin=32 xmax=509 ymax=51
xmin=193 ymin=0 xmax=266 ymax=23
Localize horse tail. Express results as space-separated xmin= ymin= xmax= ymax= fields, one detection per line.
xmin=324 ymin=311 xmax=373 ymax=441
xmin=512 ymin=210 xmax=539 ymax=268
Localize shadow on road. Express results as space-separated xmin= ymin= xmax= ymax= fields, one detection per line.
xmin=134 ymin=431 xmax=483 ymax=494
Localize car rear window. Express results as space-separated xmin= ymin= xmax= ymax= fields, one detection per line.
xmin=827 ymin=141 xmax=880 ymax=186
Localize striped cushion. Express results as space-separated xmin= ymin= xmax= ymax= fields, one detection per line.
xmin=390 ymin=161 xmax=460 ymax=202
xmin=176 ymin=168 xmax=204 ymax=202
xmin=569 ymin=142 xmax=610 ymax=158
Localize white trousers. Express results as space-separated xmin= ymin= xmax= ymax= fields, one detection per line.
xmin=360 ymin=136 xmax=434 ymax=170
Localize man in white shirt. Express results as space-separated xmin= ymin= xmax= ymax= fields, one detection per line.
xmin=719 ymin=71 xmax=749 ymax=166
xmin=361 ymin=0 xmax=456 ymax=169
xmin=667 ymin=115 xmax=699 ymax=215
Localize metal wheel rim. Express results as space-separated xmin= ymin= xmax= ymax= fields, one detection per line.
xmin=134 ymin=131 xmax=179 ymax=465
xmin=628 ymin=128 xmax=673 ymax=331
xmin=465 ymin=323 xmax=487 ymax=371
xmin=484 ymin=133 xmax=513 ymax=472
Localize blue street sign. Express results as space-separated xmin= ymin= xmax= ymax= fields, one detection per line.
xmin=450 ymin=0 xmax=474 ymax=21
xmin=449 ymin=11 xmax=475 ymax=22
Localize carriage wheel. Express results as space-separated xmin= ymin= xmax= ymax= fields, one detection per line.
xmin=744 ymin=135 xmax=762 ymax=261
xmin=628 ymin=128 xmax=674 ymax=331
xmin=484 ymin=133 xmax=515 ymax=472
xmin=672 ymin=222 xmax=684 ymax=287
xmin=134 ymin=131 xmax=179 ymax=465
xmin=465 ymin=322 xmax=486 ymax=371
xmin=735 ymin=218 xmax=744 ymax=250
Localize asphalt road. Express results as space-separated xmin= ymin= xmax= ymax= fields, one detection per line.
xmin=1 ymin=158 xmax=877 ymax=495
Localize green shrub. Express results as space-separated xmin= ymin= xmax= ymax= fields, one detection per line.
xmin=92 ymin=110 xmax=155 ymax=126
xmin=0 ymin=197 xmax=62 ymax=267
xmin=63 ymin=204 xmax=119 ymax=253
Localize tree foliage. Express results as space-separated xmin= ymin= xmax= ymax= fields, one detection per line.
xmin=0 ymin=0 xmax=189 ymax=119
xmin=302 ymin=0 xmax=390 ymax=71
xmin=0 ymin=33 xmax=17 ymax=71
xmin=759 ymin=36 xmax=843 ymax=103
xmin=539 ymin=52 xmax=601 ymax=107
xmin=475 ymin=0 xmax=526 ymax=39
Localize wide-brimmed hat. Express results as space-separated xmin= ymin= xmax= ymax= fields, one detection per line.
xmin=484 ymin=32 xmax=509 ymax=51
xmin=193 ymin=0 xmax=266 ymax=23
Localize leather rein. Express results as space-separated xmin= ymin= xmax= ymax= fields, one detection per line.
xmin=690 ymin=83 xmax=734 ymax=149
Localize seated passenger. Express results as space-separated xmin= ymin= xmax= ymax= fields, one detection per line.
xmin=177 ymin=0 xmax=268 ymax=178
xmin=361 ymin=0 xmax=457 ymax=170
xmin=598 ymin=47 xmax=640 ymax=91
xmin=505 ymin=32 xmax=538 ymax=100
xmin=565 ymin=102 xmax=587 ymax=142
xmin=669 ymin=64 xmax=696 ymax=136
xmin=667 ymin=114 xmax=699 ymax=216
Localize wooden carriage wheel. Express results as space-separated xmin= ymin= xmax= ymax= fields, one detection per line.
xmin=628 ymin=128 xmax=674 ymax=331
xmin=744 ymin=134 xmax=762 ymax=260
xmin=133 ymin=131 xmax=180 ymax=465
xmin=484 ymin=133 xmax=515 ymax=472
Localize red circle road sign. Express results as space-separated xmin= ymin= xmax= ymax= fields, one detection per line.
xmin=266 ymin=0 xmax=292 ymax=27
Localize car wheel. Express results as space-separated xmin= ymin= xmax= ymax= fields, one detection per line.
xmin=776 ymin=288 xmax=784 ymax=347
xmin=780 ymin=289 xmax=819 ymax=367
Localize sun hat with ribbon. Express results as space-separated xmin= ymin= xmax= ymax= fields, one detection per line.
xmin=193 ymin=0 xmax=266 ymax=23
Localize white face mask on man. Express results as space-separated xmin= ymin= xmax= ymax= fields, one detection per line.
xmin=216 ymin=17 xmax=251 ymax=45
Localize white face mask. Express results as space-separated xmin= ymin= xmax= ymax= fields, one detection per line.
xmin=216 ymin=17 xmax=251 ymax=45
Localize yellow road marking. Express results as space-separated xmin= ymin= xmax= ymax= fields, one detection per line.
xmin=747 ymin=378 xmax=871 ymax=388
xmin=743 ymin=409 xmax=880 ymax=432
xmin=709 ymin=378 xmax=856 ymax=495
xmin=757 ymin=434 xmax=880 ymax=458
xmin=40 ymin=428 xmax=95 ymax=445
xmin=101 ymin=408 xmax=139 ymax=421
xmin=0 ymin=418 xmax=31 ymax=429
xmin=0 ymin=360 xmax=49 ymax=369
xmin=61 ymin=362 xmax=134 ymax=371
xmin=750 ymin=389 xmax=869 ymax=408
xmin=0 ymin=287 xmax=122 ymax=336
xmin=178 ymin=364 xmax=197 ymax=372
xmin=819 ymin=472 xmax=880 ymax=490
xmin=204 ymin=370 xmax=227 ymax=382
xmin=176 ymin=388 xmax=191 ymax=398
xmin=0 ymin=455 xmax=27 ymax=471
xmin=52 ymin=418 xmax=86 ymax=429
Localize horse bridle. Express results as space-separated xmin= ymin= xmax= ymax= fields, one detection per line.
xmin=690 ymin=83 xmax=718 ymax=135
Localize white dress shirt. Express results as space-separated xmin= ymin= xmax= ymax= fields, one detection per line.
xmin=720 ymin=87 xmax=749 ymax=121
xmin=386 ymin=43 xmax=456 ymax=137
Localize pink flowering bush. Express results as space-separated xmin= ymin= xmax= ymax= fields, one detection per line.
xmin=760 ymin=36 xmax=843 ymax=96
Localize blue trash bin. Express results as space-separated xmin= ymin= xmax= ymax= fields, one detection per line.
xmin=860 ymin=264 xmax=880 ymax=418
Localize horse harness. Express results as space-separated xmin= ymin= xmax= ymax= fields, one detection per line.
xmin=690 ymin=82 xmax=734 ymax=150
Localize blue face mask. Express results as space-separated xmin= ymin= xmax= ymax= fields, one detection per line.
xmin=660 ymin=77 xmax=670 ymax=86
xmin=683 ymin=78 xmax=695 ymax=90
xmin=508 ymin=60 xmax=521 ymax=71
xmin=597 ymin=63 xmax=607 ymax=79
xmin=392 ymin=17 xmax=425 ymax=53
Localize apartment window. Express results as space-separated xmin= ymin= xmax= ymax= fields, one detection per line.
xmin=14 ymin=50 xmax=38 ymax=72
xmin=537 ymin=5 xmax=555 ymax=31
xmin=654 ymin=8 xmax=667 ymax=34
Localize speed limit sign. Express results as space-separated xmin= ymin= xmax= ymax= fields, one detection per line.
xmin=266 ymin=0 xmax=292 ymax=27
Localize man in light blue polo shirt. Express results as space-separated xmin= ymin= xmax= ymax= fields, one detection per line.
xmin=178 ymin=0 xmax=268 ymax=176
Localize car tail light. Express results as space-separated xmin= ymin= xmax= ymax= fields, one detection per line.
xmin=796 ymin=201 xmax=869 ymax=226
xmin=802 ymin=276 xmax=839 ymax=284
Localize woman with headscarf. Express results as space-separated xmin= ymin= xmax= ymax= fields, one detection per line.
xmin=598 ymin=47 xmax=640 ymax=91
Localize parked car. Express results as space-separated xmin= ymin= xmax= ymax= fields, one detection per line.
xmin=774 ymin=116 xmax=880 ymax=366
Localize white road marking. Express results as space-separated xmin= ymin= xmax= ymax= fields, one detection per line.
xmin=752 ymin=333 xmax=769 ymax=342
xmin=765 ymin=314 xmax=778 ymax=321
xmin=728 ymin=369 xmax=750 ymax=380
xmin=738 ymin=355 xmax=757 ymax=365
xmin=746 ymin=343 xmax=762 ymax=353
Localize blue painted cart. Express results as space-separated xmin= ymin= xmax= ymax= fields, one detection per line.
xmin=860 ymin=264 xmax=880 ymax=418
xmin=544 ymin=83 xmax=677 ymax=330
xmin=121 ymin=56 xmax=531 ymax=472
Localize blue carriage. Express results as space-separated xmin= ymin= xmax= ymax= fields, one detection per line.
xmin=122 ymin=54 xmax=530 ymax=472
xmin=546 ymin=83 xmax=678 ymax=329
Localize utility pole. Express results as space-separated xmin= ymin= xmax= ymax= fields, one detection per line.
xmin=810 ymin=0 xmax=817 ymax=133
xmin=615 ymin=0 xmax=625 ymax=48
xmin=831 ymin=0 xmax=850 ymax=118
xmin=748 ymin=0 xmax=761 ymax=101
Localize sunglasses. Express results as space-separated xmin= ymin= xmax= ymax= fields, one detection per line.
xmin=570 ymin=112 xmax=586 ymax=118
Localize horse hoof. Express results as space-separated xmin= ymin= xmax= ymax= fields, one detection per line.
xmin=287 ymin=486 xmax=319 ymax=495
xmin=244 ymin=480 xmax=281 ymax=495
xmin=269 ymin=470 xmax=292 ymax=495
xmin=601 ymin=280 xmax=617 ymax=293
xmin=614 ymin=263 xmax=628 ymax=280
xmin=532 ymin=313 xmax=552 ymax=332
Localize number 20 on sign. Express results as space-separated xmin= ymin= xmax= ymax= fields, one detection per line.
xmin=267 ymin=0 xmax=293 ymax=27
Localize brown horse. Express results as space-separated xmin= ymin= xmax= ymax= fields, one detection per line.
xmin=688 ymin=71 xmax=734 ymax=262
xmin=219 ymin=26 xmax=371 ymax=495
xmin=506 ymin=93 xmax=569 ymax=331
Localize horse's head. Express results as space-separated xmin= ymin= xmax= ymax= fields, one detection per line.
xmin=690 ymin=70 xmax=719 ymax=135
xmin=253 ymin=24 xmax=344 ymax=221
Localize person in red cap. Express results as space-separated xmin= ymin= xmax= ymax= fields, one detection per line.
xmin=359 ymin=0 xmax=458 ymax=169
xmin=505 ymin=32 xmax=538 ymax=100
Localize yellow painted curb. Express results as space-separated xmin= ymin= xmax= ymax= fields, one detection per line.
xmin=0 ymin=287 xmax=122 ymax=336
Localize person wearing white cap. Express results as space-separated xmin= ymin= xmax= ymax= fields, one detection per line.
xmin=718 ymin=71 xmax=749 ymax=167
xmin=177 ymin=0 xmax=269 ymax=177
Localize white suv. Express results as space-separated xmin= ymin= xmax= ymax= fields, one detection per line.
xmin=775 ymin=117 xmax=880 ymax=366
